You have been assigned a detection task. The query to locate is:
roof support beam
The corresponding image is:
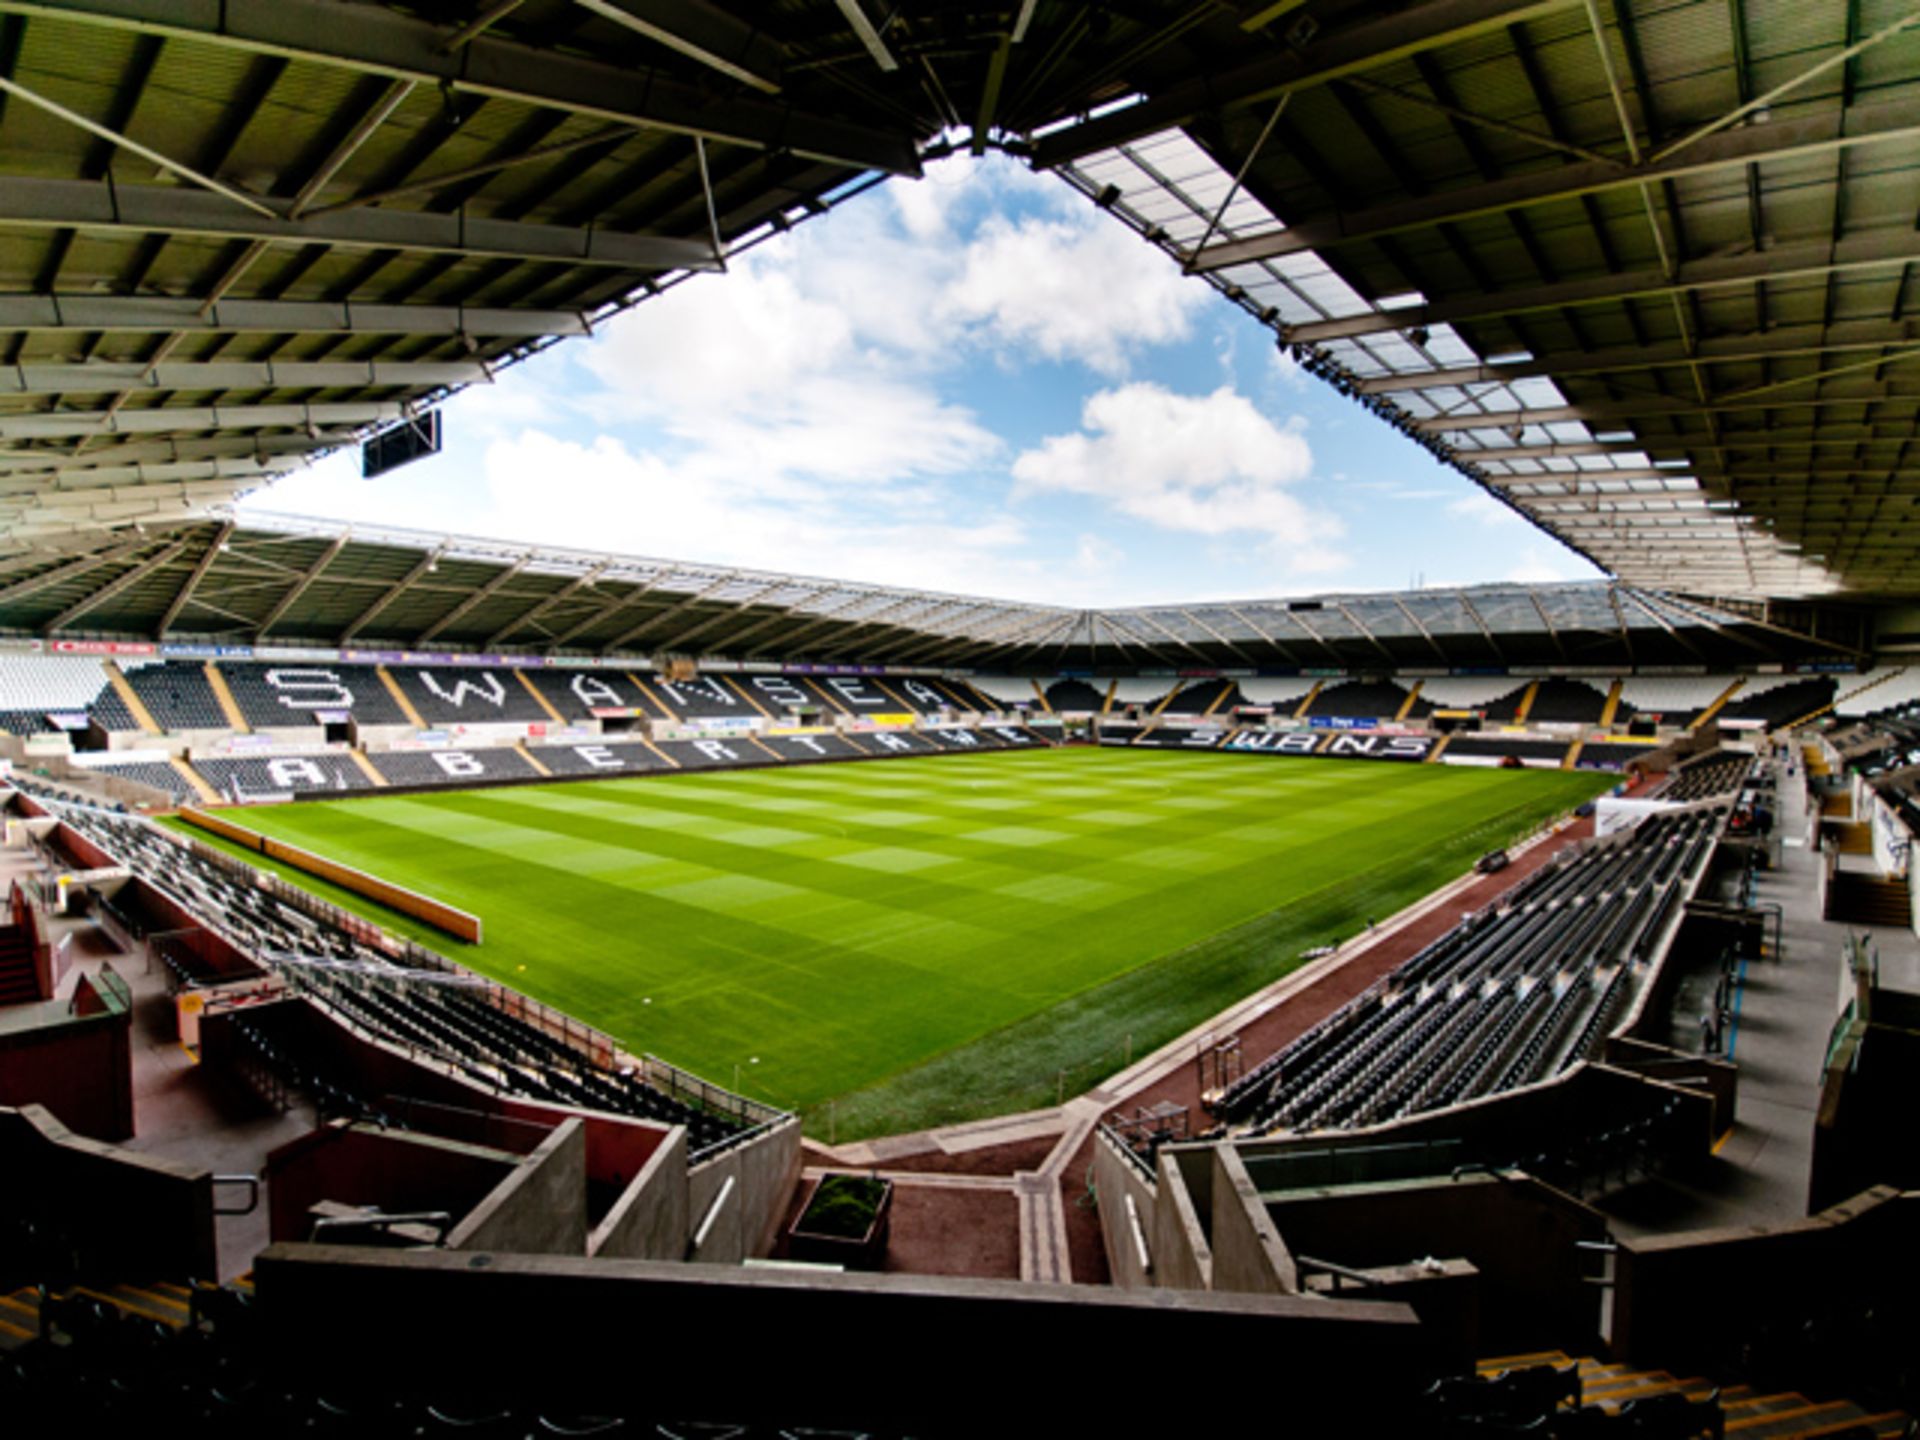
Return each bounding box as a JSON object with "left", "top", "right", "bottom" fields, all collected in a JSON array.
[
  {"left": 414, "top": 558, "right": 529, "bottom": 643},
  {"left": 0, "top": 295, "right": 591, "bottom": 337},
  {"left": 1193, "top": 96, "right": 1920, "bottom": 272},
  {"left": 0, "top": 432, "right": 355, "bottom": 474},
  {"left": 1031, "top": 0, "right": 1580, "bottom": 169},
  {"left": 0, "top": 401, "right": 404, "bottom": 441},
  {"left": 0, "top": 535, "right": 150, "bottom": 605},
  {"left": 570, "top": 0, "right": 782, "bottom": 94},
  {"left": 1350, "top": 318, "right": 1920, "bottom": 392},
  {"left": 0, "top": 72, "right": 277, "bottom": 218},
  {"left": 0, "top": 176, "right": 721, "bottom": 272},
  {"left": 41, "top": 536, "right": 190, "bottom": 632},
  {"left": 153, "top": 520, "right": 231, "bottom": 637},
  {"left": 256, "top": 533, "right": 347, "bottom": 637},
  {"left": 339, "top": 545, "right": 447, "bottom": 643},
  {"left": 1286, "top": 228, "right": 1920, "bottom": 343},
  {"left": 0, "top": 0, "right": 919, "bottom": 175},
  {"left": 0, "top": 455, "right": 303, "bottom": 494},
  {"left": 833, "top": 0, "right": 899, "bottom": 73},
  {"left": 0, "top": 359, "right": 487, "bottom": 396}
]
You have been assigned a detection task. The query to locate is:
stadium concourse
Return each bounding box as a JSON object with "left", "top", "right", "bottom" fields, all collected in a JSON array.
[{"left": 5, "top": 0, "right": 1920, "bottom": 1430}]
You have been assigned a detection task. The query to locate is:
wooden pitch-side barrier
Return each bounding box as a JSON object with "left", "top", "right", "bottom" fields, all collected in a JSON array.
[{"left": 177, "top": 806, "right": 481, "bottom": 944}]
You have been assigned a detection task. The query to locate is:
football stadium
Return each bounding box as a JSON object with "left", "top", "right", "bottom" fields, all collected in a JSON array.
[{"left": 2, "top": 1, "right": 1919, "bottom": 1435}]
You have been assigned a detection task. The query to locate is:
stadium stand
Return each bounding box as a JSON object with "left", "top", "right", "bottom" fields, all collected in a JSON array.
[
  {"left": 1719, "top": 677, "right": 1836, "bottom": 728},
  {"left": 1650, "top": 752, "right": 1753, "bottom": 804},
  {"left": 651, "top": 736, "right": 778, "bottom": 769},
  {"left": 1160, "top": 679, "right": 1242, "bottom": 714},
  {"left": 842, "top": 730, "right": 943, "bottom": 757},
  {"left": 388, "top": 667, "right": 550, "bottom": 724},
  {"left": 797, "top": 674, "right": 912, "bottom": 717},
  {"left": 368, "top": 748, "right": 540, "bottom": 787},
  {"left": 1306, "top": 678, "right": 1422, "bottom": 720},
  {"left": 193, "top": 754, "right": 372, "bottom": 798},
  {"left": 1109, "top": 678, "right": 1175, "bottom": 710},
  {"left": 33, "top": 799, "right": 752, "bottom": 1151},
  {"left": 82, "top": 760, "right": 194, "bottom": 802},
  {"left": 1480, "top": 683, "right": 1534, "bottom": 723},
  {"left": 1446, "top": 736, "right": 1576, "bottom": 764},
  {"left": 881, "top": 676, "right": 963, "bottom": 715},
  {"left": 1615, "top": 675, "right": 1733, "bottom": 729},
  {"left": 1836, "top": 668, "right": 1920, "bottom": 718},
  {"left": 1236, "top": 677, "right": 1317, "bottom": 709},
  {"left": 1096, "top": 721, "right": 1144, "bottom": 745},
  {"left": 1520, "top": 679, "right": 1612, "bottom": 725},
  {"left": 118, "top": 661, "right": 227, "bottom": 731},
  {"left": 0, "top": 654, "right": 116, "bottom": 735},
  {"left": 640, "top": 674, "right": 753, "bottom": 719},
  {"left": 528, "top": 739, "right": 674, "bottom": 776},
  {"left": 516, "top": 665, "right": 655, "bottom": 720},
  {"left": 217, "top": 663, "right": 411, "bottom": 728},
  {"left": 756, "top": 732, "right": 869, "bottom": 762},
  {"left": 1043, "top": 678, "right": 1105, "bottom": 712},
  {"left": 1415, "top": 676, "right": 1515, "bottom": 711},
  {"left": 1220, "top": 808, "right": 1720, "bottom": 1137}
]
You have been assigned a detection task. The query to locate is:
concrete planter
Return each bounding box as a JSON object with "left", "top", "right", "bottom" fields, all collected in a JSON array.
[{"left": 787, "top": 1173, "right": 892, "bottom": 1270}]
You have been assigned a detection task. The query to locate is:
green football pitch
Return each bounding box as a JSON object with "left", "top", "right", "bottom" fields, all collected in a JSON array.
[{"left": 166, "top": 747, "right": 1612, "bottom": 1139}]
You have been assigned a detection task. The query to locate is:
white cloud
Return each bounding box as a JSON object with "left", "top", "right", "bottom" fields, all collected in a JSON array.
[
  {"left": 1011, "top": 383, "right": 1344, "bottom": 573},
  {"left": 943, "top": 213, "right": 1204, "bottom": 375},
  {"left": 1449, "top": 491, "right": 1527, "bottom": 526}
]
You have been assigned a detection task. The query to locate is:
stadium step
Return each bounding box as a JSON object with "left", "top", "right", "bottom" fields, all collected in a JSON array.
[
  {"left": 626, "top": 672, "right": 676, "bottom": 720},
  {"left": 1831, "top": 822, "right": 1874, "bottom": 855},
  {"left": 1563, "top": 740, "right": 1584, "bottom": 770},
  {"left": 348, "top": 749, "right": 388, "bottom": 787},
  {"left": 1293, "top": 680, "right": 1321, "bottom": 719},
  {"left": 1030, "top": 678, "right": 1053, "bottom": 713},
  {"left": 1101, "top": 679, "right": 1118, "bottom": 714},
  {"left": 1426, "top": 732, "right": 1454, "bottom": 763},
  {"left": 169, "top": 755, "right": 220, "bottom": 804},
  {"left": 204, "top": 661, "right": 250, "bottom": 732},
  {"left": 514, "top": 742, "right": 551, "bottom": 777},
  {"left": 1691, "top": 677, "right": 1745, "bottom": 730},
  {"left": 1825, "top": 874, "right": 1911, "bottom": 927},
  {"left": 514, "top": 669, "right": 566, "bottom": 725},
  {"left": 1599, "top": 678, "right": 1623, "bottom": 727},
  {"left": 376, "top": 665, "right": 428, "bottom": 727},
  {"left": 102, "top": 660, "right": 162, "bottom": 734},
  {"left": 1395, "top": 680, "right": 1423, "bottom": 722},
  {"left": 1795, "top": 667, "right": 1908, "bottom": 731},
  {"left": 727, "top": 674, "right": 777, "bottom": 718},
  {"left": 1513, "top": 680, "right": 1541, "bottom": 722},
  {"left": 1470, "top": 1352, "right": 1912, "bottom": 1438}
]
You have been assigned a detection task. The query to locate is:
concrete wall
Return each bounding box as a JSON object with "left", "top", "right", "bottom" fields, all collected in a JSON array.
[
  {"left": 178, "top": 806, "right": 482, "bottom": 942},
  {"left": 1612, "top": 1187, "right": 1920, "bottom": 1371},
  {"left": 254, "top": 1242, "right": 1436, "bottom": 1434},
  {"left": 1231, "top": 1062, "right": 1719, "bottom": 1183},
  {"left": 1090, "top": 1128, "right": 1159, "bottom": 1289},
  {"left": 588, "top": 1125, "right": 690, "bottom": 1261},
  {"left": 0, "top": 1103, "right": 215, "bottom": 1279},
  {"left": 446, "top": 1117, "right": 588, "bottom": 1256},
  {"left": 1208, "top": 1145, "right": 1296, "bottom": 1294},
  {"left": 1262, "top": 1173, "right": 1607, "bottom": 1356},
  {"left": 0, "top": 1001, "right": 133, "bottom": 1141},
  {"left": 686, "top": 1115, "right": 802, "bottom": 1264},
  {"left": 1150, "top": 1143, "right": 1213, "bottom": 1292},
  {"left": 265, "top": 1122, "right": 520, "bottom": 1244}
]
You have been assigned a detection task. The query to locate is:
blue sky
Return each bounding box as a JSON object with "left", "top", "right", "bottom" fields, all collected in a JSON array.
[{"left": 243, "top": 152, "right": 1600, "bottom": 607}]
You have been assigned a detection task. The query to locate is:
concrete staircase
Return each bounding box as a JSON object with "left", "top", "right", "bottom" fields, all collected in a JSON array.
[
  {"left": 1475, "top": 1350, "right": 1912, "bottom": 1438},
  {"left": 1826, "top": 872, "right": 1912, "bottom": 928}
]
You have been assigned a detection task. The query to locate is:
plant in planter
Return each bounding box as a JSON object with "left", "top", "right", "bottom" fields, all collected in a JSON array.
[{"left": 787, "top": 1172, "right": 893, "bottom": 1270}]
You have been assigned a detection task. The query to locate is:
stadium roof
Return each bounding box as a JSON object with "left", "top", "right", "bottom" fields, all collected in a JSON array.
[
  {"left": 1, "top": 1, "right": 1916, "bottom": 601},
  {"left": 0, "top": 512, "right": 1857, "bottom": 668}
]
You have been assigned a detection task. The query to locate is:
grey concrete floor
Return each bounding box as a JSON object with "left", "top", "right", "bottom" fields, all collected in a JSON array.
[
  {"left": 1598, "top": 755, "right": 1920, "bottom": 1239},
  {"left": 3, "top": 837, "right": 314, "bottom": 1280}
]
